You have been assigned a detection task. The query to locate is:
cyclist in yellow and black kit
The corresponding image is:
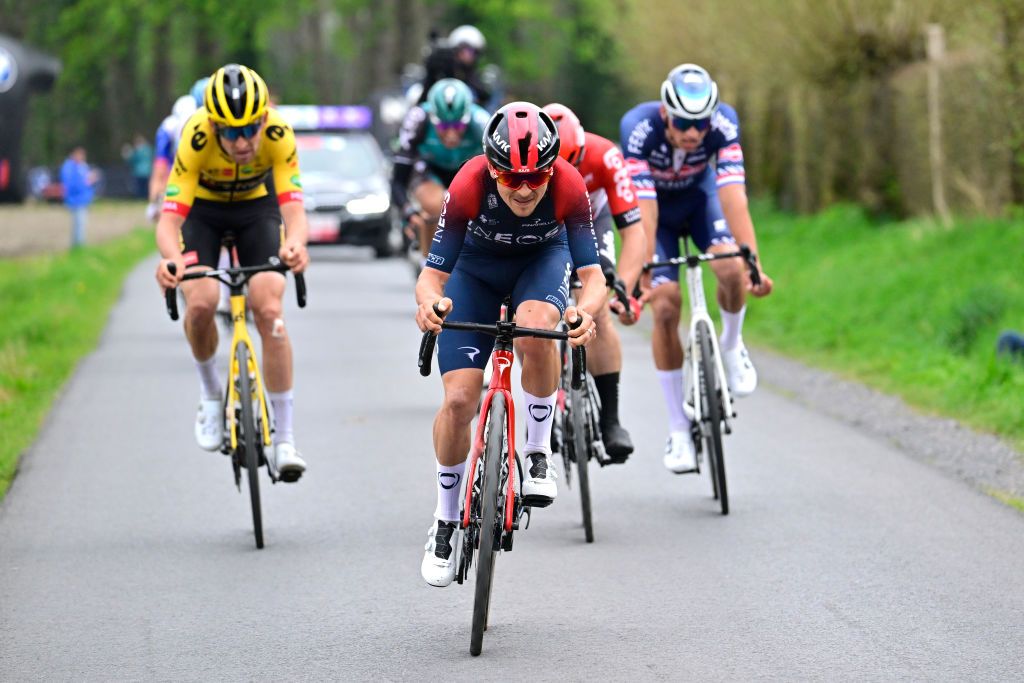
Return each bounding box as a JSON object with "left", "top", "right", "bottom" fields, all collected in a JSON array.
[{"left": 154, "top": 63, "right": 310, "bottom": 480}]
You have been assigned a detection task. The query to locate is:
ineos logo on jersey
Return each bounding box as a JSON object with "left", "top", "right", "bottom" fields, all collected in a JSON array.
[
  {"left": 487, "top": 193, "right": 498, "bottom": 210},
  {"left": 191, "top": 131, "right": 207, "bottom": 151},
  {"left": 266, "top": 125, "right": 285, "bottom": 142}
]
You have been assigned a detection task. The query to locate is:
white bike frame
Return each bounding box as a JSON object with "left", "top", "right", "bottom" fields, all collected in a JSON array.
[{"left": 682, "top": 256, "right": 735, "bottom": 435}]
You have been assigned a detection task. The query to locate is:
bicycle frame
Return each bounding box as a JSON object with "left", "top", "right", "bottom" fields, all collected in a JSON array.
[
  {"left": 680, "top": 247, "right": 736, "bottom": 432},
  {"left": 225, "top": 287, "right": 273, "bottom": 453},
  {"left": 462, "top": 320, "right": 518, "bottom": 535}
]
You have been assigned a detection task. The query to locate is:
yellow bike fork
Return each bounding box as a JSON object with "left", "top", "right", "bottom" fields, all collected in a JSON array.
[{"left": 226, "top": 293, "right": 273, "bottom": 451}]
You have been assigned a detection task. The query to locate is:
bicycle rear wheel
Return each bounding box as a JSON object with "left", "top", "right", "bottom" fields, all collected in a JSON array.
[
  {"left": 569, "top": 381, "right": 594, "bottom": 543},
  {"left": 237, "top": 344, "right": 264, "bottom": 547},
  {"left": 471, "top": 393, "right": 507, "bottom": 656},
  {"left": 696, "top": 321, "right": 728, "bottom": 515}
]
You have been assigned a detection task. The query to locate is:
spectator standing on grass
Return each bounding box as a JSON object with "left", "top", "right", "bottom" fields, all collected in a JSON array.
[
  {"left": 59, "top": 145, "right": 98, "bottom": 249},
  {"left": 123, "top": 133, "right": 153, "bottom": 199}
]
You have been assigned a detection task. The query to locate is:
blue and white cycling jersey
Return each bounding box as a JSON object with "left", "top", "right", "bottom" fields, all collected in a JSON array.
[{"left": 619, "top": 101, "right": 745, "bottom": 200}]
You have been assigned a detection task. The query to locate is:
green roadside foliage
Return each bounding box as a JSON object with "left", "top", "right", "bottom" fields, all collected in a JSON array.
[
  {"left": 0, "top": 230, "right": 154, "bottom": 499},
  {"left": 740, "top": 202, "right": 1024, "bottom": 448}
]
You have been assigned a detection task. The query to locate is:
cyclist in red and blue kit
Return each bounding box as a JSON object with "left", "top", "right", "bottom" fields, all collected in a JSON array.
[
  {"left": 543, "top": 103, "right": 645, "bottom": 461},
  {"left": 620, "top": 63, "right": 773, "bottom": 474},
  {"left": 415, "top": 102, "right": 605, "bottom": 587}
]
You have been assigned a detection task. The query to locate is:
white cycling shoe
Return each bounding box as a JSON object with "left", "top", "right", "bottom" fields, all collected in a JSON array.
[
  {"left": 421, "top": 519, "right": 460, "bottom": 587},
  {"left": 663, "top": 431, "right": 698, "bottom": 474},
  {"left": 722, "top": 342, "right": 758, "bottom": 397},
  {"left": 194, "top": 398, "right": 224, "bottom": 451},
  {"left": 274, "top": 442, "right": 306, "bottom": 483},
  {"left": 522, "top": 452, "right": 557, "bottom": 508}
]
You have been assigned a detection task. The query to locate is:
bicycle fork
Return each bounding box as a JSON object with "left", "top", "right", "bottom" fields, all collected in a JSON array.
[
  {"left": 226, "top": 293, "right": 273, "bottom": 452},
  {"left": 684, "top": 263, "right": 735, "bottom": 433}
]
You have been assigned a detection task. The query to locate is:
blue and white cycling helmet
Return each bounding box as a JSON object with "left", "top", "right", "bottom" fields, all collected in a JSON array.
[
  {"left": 660, "top": 63, "right": 719, "bottom": 120},
  {"left": 190, "top": 77, "right": 210, "bottom": 108}
]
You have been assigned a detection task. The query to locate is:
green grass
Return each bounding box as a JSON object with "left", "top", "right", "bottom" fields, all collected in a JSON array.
[
  {"left": 986, "top": 488, "right": 1024, "bottom": 513},
  {"left": 741, "top": 202, "right": 1024, "bottom": 447},
  {"left": 0, "top": 230, "right": 155, "bottom": 498}
]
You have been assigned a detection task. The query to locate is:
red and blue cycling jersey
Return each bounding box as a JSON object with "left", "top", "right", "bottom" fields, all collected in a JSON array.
[
  {"left": 425, "top": 155, "right": 601, "bottom": 275},
  {"left": 619, "top": 101, "right": 745, "bottom": 199}
]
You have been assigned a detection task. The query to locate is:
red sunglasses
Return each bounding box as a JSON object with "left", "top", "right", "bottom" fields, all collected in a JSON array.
[{"left": 490, "top": 165, "right": 554, "bottom": 190}]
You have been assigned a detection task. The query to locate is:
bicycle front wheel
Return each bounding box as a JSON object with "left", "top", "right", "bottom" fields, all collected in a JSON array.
[
  {"left": 471, "top": 392, "right": 507, "bottom": 656},
  {"left": 696, "top": 321, "right": 728, "bottom": 515},
  {"left": 237, "top": 343, "right": 264, "bottom": 548},
  {"left": 569, "top": 381, "right": 594, "bottom": 543}
]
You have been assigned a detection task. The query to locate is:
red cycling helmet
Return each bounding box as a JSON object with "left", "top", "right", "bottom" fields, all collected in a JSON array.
[
  {"left": 483, "top": 102, "right": 560, "bottom": 173},
  {"left": 542, "top": 103, "right": 586, "bottom": 166}
]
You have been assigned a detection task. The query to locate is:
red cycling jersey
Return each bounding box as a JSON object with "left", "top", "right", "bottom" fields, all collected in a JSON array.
[
  {"left": 575, "top": 132, "right": 641, "bottom": 229},
  {"left": 425, "top": 155, "right": 600, "bottom": 275}
]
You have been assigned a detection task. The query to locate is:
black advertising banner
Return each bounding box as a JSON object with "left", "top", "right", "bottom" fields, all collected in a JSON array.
[{"left": 0, "top": 34, "right": 60, "bottom": 203}]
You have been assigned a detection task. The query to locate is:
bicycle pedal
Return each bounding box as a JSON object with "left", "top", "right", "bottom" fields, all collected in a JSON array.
[
  {"left": 521, "top": 494, "right": 553, "bottom": 508},
  {"left": 278, "top": 468, "right": 303, "bottom": 484},
  {"left": 519, "top": 506, "right": 531, "bottom": 530}
]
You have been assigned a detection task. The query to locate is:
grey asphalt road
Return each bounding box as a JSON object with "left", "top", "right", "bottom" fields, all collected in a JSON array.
[{"left": 2, "top": 251, "right": 1023, "bottom": 681}]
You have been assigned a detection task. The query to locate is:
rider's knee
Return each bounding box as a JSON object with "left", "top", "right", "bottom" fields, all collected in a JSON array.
[
  {"left": 252, "top": 298, "right": 284, "bottom": 333},
  {"left": 712, "top": 255, "right": 744, "bottom": 288},
  {"left": 184, "top": 294, "right": 217, "bottom": 323},
  {"left": 515, "top": 336, "right": 555, "bottom": 363},
  {"left": 651, "top": 290, "right": 681, "bottom": 328},
  {"left": 442, "top": 383, "right": 480, "bottom": 425}
]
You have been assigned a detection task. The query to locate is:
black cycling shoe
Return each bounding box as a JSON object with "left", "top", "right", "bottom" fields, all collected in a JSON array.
[{"left": 601, "top": 423, "right": 634, "bottom": 463}]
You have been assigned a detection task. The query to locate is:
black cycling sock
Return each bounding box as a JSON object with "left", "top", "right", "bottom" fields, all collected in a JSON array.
[{"left": 593, "top": 372, "right": 620, "bottom": 428}]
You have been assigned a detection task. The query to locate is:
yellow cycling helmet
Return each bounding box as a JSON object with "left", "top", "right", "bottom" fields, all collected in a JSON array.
[{"left": 204, "top": 64, "right": 269, "bottom": 127}]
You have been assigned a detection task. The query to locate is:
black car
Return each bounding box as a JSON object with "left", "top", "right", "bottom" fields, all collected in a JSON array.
[{"left": 280, "top": 105, "right": 400, "bottom": 257}]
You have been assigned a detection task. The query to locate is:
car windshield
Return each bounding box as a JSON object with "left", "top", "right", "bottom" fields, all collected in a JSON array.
[{"left": 294, "top": 133, "right": 382, "bottom": 179}]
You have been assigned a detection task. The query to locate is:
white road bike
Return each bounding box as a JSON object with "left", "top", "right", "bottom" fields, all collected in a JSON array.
[{"left": 644, "top": 240, "right": 761, "bottom": 515}]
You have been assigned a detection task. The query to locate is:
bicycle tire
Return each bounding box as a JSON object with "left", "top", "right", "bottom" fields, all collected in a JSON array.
[
  {"left": 569, "top": 382, "right": 594, "bottom": 543},
  {"left": 471, "top": 393, "right": 506, "bottom": 656},
  {"left": 696, "top": 321, "right": 728, "bottom": 515},
  {"left": 237, "top": 343, "right": 265, "bottom": 548}
]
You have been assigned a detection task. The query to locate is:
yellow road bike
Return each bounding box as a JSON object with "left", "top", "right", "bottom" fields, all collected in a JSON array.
[{"left": 165, "top": 256, "right": 306, "bottom": 548}]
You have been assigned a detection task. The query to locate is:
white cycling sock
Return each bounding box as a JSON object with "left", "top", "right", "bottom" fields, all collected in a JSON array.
[
  {"left": 196, "top": 356, "right": 222, "bottom": 400},
  {"left": 434, "top": 461, "right": 465, "bottom": 522},
  {"left": 657, "top": 368, "right": 690, "bottom": 433},
  {"left": 523, "top": 389, "right": 557, "bottom": 455},
  {"left": 268, "top": 389, "right": 294, "bottom": 445},
  {"left": 719, "top": 305, "right": 746, "bottom": 352}
]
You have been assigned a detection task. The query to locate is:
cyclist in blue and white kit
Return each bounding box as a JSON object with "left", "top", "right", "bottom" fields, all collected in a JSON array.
[
  {"left": 147, "top": 78, "right": 209, "bottom": 221},
  {"left": 620, "top": 64, "right": 773, "bottom": 474},
  {"left": 392, "top": 78, "right": 490, "bottom": 266}
]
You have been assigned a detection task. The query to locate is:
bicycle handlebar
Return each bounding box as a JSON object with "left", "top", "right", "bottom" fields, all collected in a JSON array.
[
  {"left": 643, "top": 243, "right": 761, "bottom": 287},
  {"left": 418, "top": 304, "right": 587, "bottom": 388},
  {"left": 162, "top": 258, "right": 307, "bottom": 321}
]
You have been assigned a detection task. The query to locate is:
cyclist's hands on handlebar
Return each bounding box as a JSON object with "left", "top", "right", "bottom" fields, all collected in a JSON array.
[
  {"left": 748, "top": 268, "right": 773, "bottom": 297},
  {"left": 155, "top": 256, "right": 185, "bottom": 291},
  {"left": 417, "top": 297, "right": 452, "bottom": 334},
  {"left": 609, "top": 295, "right": 642, "bottom": 325},
  {"left": 279, "top": 238, "right": 309, "bottom": 273},
  {"left": 564, "top": 306, "right": 596, "bottom": 348}
]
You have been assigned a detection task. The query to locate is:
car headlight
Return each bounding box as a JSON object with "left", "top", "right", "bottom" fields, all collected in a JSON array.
[{"left": 346, "top": 194, "right": 390, "bottom": 216}]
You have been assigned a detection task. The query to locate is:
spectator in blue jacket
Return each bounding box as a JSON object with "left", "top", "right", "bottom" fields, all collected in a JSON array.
[{"left": 59, "top": 145, "right": 98, "bottom": 249}]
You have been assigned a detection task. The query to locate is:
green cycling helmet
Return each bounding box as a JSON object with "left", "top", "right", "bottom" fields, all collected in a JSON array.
[{"left": 426, "top": 78, "right": 474, "bottom": 127}]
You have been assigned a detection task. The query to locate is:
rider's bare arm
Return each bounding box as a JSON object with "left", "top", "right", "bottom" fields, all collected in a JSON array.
[
  {"left": 616, "top": 222, "right": 646, "bottom": 294},
  {"left": 718, "top": 183, "right": 772, "bottom": 296}
]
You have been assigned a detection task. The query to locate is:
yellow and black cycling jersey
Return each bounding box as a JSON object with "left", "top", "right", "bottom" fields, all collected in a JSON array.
[{"left": 162, "top": 106, "right": 303, "bottom": 216}]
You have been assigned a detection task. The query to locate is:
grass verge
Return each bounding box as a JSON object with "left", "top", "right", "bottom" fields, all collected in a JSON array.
[
  {"left": 743, "top": 202, "right": 1024, "bottom": 449},
  {"left": 0, "top": 229, "right": 154, "bottom": 499}
]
